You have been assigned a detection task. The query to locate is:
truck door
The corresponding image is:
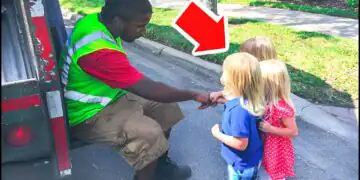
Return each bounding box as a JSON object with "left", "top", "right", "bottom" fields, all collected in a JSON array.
[{"left": 1, "top": 0, "right": 71, "bottom": 178}]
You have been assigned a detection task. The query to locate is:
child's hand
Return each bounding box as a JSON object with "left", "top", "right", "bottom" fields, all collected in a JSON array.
[
  {"left": 211, "top": 124, "right": 221, "bottom": 137},
  {"left": 210, "top": 91, "right": 227, "bottom": 104},
  {"left": 259, "top": 121, "right": 273, "bottom": 133}
]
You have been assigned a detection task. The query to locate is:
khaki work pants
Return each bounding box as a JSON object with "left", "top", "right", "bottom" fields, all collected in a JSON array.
[{"left": 71, "top": 92, "right": 184, "bottom": 170}]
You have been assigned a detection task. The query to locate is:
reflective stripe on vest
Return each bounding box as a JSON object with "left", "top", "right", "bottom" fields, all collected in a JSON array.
[
  {"left": 64, "top": 90, "right": 112, "bottom": 106},
  {"left": 62, "top": 31, "right": 117, "bottom": 106}
]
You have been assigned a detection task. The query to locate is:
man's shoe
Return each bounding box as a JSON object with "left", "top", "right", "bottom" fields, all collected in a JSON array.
[{"left": 154, "top": 156, "right": 192, "bottom": 180}]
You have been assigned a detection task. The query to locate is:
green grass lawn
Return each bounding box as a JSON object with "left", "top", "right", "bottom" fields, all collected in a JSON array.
[
  {"left": 59, "top": 1, "right": 359, "bottom": 108},
  {"left": 219, "top": 0, "right": 359, "bottom": 19}
]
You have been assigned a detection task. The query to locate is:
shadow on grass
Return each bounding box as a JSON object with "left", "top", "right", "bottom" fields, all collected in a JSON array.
[
  {"left": 158, "top": 8, "right": 174, "bottom": 12},
  {"left": 295, "top": 31, "right": 335, "bottom": 40},
  {"left": 144, "top": 22, "right": 356, "bottom": 108},
  {"left": 228, "top": 18, "right": 264, "bottom": 25},
  {"left": 249, "top": 1, "right": 358, "bottom": 19}
]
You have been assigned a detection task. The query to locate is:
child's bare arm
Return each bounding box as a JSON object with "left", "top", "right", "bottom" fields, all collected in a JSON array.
[
  {"left": 215, "top": 132, "right": 249, "bottom": 151},
  {"left": 211, "top": 124, "right": 248, "bottom": 150},
  {"left": 260, "top": 117, "right": 298, "bottom": 137}
]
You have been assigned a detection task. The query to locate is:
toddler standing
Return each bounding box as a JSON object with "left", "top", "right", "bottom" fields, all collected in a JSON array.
[
  {"left": 211, "top": 52, "right": 265, "bottom": 180},
  {"left": 259, "top": 60, "right": 298, "bottom": 180}
]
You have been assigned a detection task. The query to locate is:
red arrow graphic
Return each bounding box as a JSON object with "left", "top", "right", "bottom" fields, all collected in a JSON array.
[{"left": 173, "top": 1, "right": 229, "bottom": 56}]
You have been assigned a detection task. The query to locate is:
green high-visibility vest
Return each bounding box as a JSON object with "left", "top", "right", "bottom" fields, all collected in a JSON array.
[{"left": 59, "top": 13, "right": 127, "bottom": 126}]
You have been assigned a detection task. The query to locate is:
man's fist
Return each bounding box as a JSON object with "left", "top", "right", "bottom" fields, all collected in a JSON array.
[{"left": 194, "top": 92, "right": 211, "bottom": 109}]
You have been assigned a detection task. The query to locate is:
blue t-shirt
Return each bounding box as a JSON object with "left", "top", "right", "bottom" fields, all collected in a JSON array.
[{"left": 220, "top": 97, "right": 263, "bottom": 170}]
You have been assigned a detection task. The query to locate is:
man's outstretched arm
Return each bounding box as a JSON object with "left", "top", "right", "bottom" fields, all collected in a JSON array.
[
  {"left": 125, "top": 76, "right": 209, "bottom": 104},
  {"left": 78, "top": 49, "right": 210, "bottom": 105}
]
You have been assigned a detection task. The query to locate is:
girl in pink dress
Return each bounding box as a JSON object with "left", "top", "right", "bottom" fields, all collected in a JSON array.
[{"left": 259, "top": 60, "right": 299, "bottom": 180}]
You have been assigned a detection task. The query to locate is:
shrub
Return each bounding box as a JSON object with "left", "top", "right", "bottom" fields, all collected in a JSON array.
[{"left": 348, "top": 0, "right": 359, "bottom": 8}]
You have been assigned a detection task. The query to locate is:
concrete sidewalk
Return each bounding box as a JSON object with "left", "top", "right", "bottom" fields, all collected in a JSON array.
[{"left": 150, "top": 0, "right": 359, "bottom": 40}]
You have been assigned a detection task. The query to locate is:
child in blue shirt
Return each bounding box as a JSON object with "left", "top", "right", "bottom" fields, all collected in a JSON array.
[{"left": 210, "top": 52, "right": 265, "bottom": 180}]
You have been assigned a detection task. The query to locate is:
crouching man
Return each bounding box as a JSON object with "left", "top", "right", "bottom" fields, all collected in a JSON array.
[{"left": 59, "top": 0, "right": 211, "bottom": 179}]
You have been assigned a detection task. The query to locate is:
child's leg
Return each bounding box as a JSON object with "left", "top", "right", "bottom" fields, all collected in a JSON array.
[
  {"left": 235, "top": 166, "right": 259, "bottom": 180},
  {"left": 227, "top": 165, "right": 240, "bottom": 180},
  {"left": 227, "top": 165, "right": 261, "bottom": 180}
]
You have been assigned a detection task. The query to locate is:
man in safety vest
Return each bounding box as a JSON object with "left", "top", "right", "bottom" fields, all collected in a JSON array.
[{"left": 59, "top": 0, "right": 212, "bottom": 179}]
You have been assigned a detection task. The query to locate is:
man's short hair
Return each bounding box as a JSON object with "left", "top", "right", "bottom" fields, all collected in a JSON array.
[{"left": 101, "top": 0, "right": 152, "bottom": 23}]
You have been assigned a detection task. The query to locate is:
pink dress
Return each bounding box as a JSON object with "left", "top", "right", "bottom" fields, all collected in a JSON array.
[{"left": 262, "top": 100, "right": 296, "bottom": 179}]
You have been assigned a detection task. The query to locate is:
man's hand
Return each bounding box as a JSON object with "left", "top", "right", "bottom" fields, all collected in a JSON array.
[
  {"left": 210, "top": 91, "right": 227, "bottom": 104},
  {"left": 194, "top": 92, "right": 211, "bottom": 109}
]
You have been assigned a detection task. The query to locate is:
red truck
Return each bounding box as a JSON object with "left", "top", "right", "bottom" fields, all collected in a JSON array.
[{"left": 1, "top": 1, "right": 130, "bottom": 179}]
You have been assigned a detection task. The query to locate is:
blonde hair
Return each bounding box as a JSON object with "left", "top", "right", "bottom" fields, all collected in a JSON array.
[
  {"left": 221, "top": 52, "right": 265, "bottom": 116},
  {"left": 240, "top": 36, "right": 277, "bottom": 61},
  {"left": 259, "top": 59, "right": 295, "bottom": 111}
]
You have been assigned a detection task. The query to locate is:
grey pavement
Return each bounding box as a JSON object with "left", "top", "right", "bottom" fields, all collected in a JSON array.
[{"left": 149, "top": 0, "right": 359, "bottom": 40}]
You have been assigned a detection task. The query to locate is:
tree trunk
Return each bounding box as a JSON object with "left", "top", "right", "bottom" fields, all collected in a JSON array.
[{"left": 200, "top": 0, "right": 218, "bottom": 15}]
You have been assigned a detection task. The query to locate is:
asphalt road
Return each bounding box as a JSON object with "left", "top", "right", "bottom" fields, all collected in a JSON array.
[{"left": 3, "top": 41, "right": 358, "bottom": 180}]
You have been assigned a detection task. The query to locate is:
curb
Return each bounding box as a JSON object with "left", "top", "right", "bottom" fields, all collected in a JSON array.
[{"left": 132, "top": 37, "right": 359, "bottom": 146}]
